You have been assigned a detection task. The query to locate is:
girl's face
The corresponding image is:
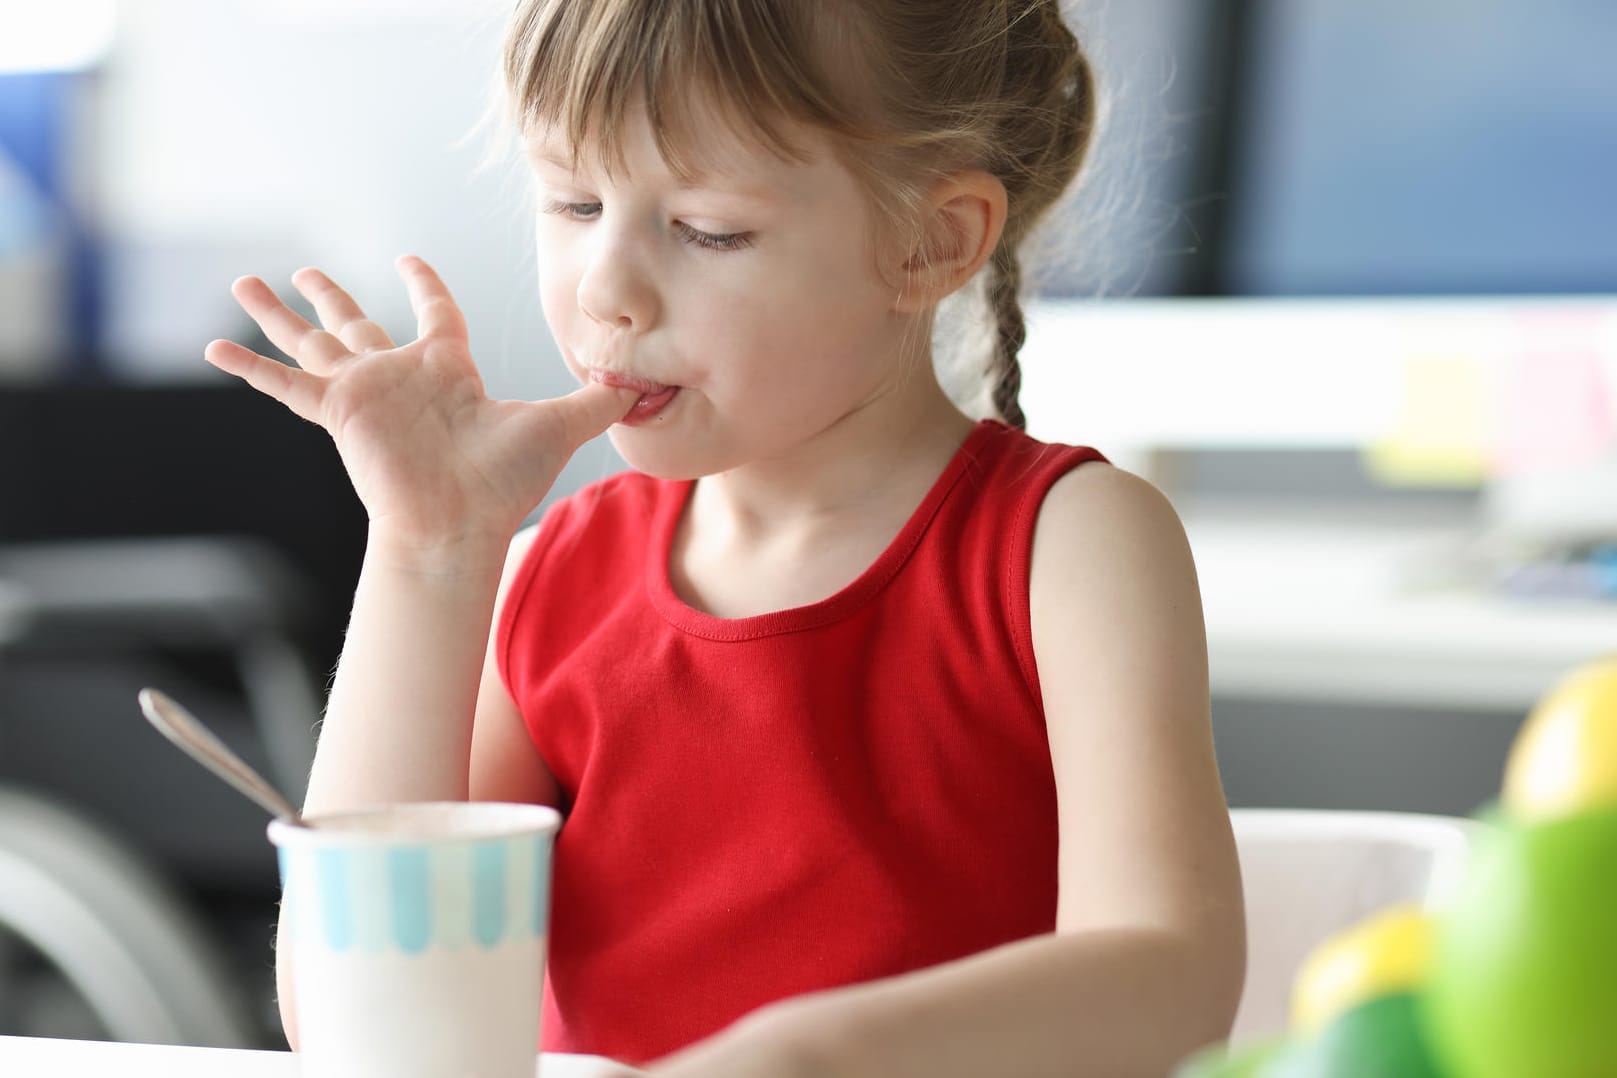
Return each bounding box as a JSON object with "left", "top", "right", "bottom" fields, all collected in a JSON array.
[{"left": 527, "top": 101, "right": 922, "bottom": 480}]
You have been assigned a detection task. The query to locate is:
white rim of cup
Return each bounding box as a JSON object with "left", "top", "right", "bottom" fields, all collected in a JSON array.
[{"left": 267, "top": 802, "right": 562, "bottom": 846}]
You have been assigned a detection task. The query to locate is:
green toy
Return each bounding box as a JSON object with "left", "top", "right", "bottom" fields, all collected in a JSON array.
[
  {"left": 1282, "top": 992, "right": 1446, "bottom": 1078},
  {"left": 1176, "top": 657, "right": 1617, "bottom": 1078},
  {"left": 1423, "top": 804, "right": 1617, "bottom": 1078}
]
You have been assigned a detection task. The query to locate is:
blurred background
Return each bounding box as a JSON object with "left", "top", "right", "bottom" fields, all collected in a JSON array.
[{"left": 1, "top": 0, "right": 1614, "bottom": 1053}]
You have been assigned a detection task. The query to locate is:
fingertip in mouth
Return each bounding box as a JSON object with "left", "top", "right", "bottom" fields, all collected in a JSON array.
[{"left": 585, "top": 367, "right": 679, "bottom": 424}]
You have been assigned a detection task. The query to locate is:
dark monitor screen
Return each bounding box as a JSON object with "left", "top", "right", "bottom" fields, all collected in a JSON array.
[{"left": 1221, "top": 0, "right": 1617, "bottom": 296}]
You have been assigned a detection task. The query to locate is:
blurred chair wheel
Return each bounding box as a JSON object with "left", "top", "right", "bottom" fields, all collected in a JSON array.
[{"left": 0, "top": 785, "right": 258, "bottom": 1047}]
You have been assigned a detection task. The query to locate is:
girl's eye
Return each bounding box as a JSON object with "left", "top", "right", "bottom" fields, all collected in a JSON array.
[
  {"left": 540, "top": 199, "right": 752, "bottom": 253},
  {"left": 541, "top": 199, "right": 602, "bottom": 222},
  {"left": 673, "top": 221, "right": 754, "bottom": 253}
]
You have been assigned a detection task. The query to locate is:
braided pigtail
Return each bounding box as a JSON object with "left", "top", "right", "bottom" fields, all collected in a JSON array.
[
  {"left": 981, "top": 1, "right": 1098, "bottom": 428},
  {"left": 987, "top": 243, "right": 1028, "bottom": 429}
]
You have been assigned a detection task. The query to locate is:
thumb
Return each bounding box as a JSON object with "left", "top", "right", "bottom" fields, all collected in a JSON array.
[{"left": 547, "top": 379, "right": 641, "bottom": 449}]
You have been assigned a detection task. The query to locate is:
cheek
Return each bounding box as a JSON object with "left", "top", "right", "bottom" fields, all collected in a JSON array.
[
  {"left": 730, "top": 262, "right": 892, "bottom": 357},
  {"left": 534, "top": 253, "right": 577, "bottom": 339},
  {"left": 701, "top": 289, "right": 892, "bottom": 407},
  {"left": 537, "top": 271, "right": 568, "bottom": 324},
  {"left": 717, "top": 237, "right": 888, "bottom": 332},
  {"left": 782, "top": 229, "right": 896, "bottom": 332}
]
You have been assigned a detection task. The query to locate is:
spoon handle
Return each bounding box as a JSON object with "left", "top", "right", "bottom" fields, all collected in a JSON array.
[{"left": 138, "top": 687, "right": 303, "bottom": 824}]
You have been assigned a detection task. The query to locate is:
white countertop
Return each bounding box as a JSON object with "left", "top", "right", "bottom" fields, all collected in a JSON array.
[
  {"left": 0, "top": 1035, "right": 629, "bottom": 1077},
  {"left": 1186, "top": 507, "right": 1617, "bottom": 711}
]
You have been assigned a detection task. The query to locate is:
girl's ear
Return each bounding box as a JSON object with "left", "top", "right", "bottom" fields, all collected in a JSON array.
[{"left": 894, "top": 170, "right": 1008, "bottom": 312}]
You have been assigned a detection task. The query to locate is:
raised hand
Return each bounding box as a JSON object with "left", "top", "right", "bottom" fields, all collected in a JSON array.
[{"left": 205, "top": 256, "right": 635, "bottom": 561}]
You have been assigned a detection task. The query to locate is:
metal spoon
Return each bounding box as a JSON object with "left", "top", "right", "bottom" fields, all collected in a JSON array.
[{"left": 137, "top": 687, "right": 305, "bottom": 826}]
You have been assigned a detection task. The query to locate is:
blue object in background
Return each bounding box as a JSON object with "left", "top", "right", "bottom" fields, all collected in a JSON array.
[
  {"left": 1226, "top": 0, "right": 1617, "bottom": 296},
  {"left": 0, "top": 71, "right": 103, "bottom": 372}
]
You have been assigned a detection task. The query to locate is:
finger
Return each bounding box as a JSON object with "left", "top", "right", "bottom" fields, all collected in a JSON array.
[
  {"left": 290, "top": 267, "right": 395, "bottom": 353},
  {"left": 544, "top": 380, "right": 642, "bottom": 450},
  {"left": 395, "top": 255, "right": 469, "bottom": 343},
  {"left": 231, "top": 275, "right": 352, "bottom": 373},
  {"left": 204, "top": 339, "right": 327, "bottom": 424}
]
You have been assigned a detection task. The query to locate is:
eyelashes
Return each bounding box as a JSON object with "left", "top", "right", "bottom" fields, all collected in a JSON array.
[
  {"left": 672, "top": 220, "right": 754, "bottom": 253},
  {"left": 541, "top": 199, "right": 600, "bottom": 226},
  {"left": 539, "top": 200, "right": 755, "bottom": 253}
]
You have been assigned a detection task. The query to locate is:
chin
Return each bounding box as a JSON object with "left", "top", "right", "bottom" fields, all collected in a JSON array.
[{"left": 605, "top": 426, "right": 718, "bottom": 482}]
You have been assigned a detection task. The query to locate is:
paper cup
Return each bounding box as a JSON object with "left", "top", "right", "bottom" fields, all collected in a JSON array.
[{"left": 269, "top": 802, "right": 560, "bottom": 1078}]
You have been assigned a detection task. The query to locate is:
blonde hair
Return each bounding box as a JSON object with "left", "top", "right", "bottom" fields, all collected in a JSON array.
[{"left": 501, "top": 0, "right": 1097, "bottom": 429}]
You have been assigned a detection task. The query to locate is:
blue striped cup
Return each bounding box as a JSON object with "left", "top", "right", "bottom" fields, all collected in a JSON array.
[{"left": 269, "top": 802, "right": 561, "bottom": 1078}]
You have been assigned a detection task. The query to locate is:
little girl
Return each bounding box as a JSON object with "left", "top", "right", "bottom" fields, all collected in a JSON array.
[{"left": 207, "top": 1, "right": 1245, "bottom": 1074}]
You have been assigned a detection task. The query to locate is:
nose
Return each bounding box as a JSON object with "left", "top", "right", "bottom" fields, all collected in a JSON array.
[{"left": 576, "top": 224, "right": 660, "bottom": 333}]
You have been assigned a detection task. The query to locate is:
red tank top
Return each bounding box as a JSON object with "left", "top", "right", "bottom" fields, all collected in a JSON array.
[{"left": 497, "top": 420, "right": 1106, "bottom": 1063}]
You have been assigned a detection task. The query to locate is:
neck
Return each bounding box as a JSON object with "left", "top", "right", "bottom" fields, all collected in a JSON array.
[{"left": 691, "top": 361, "right": 978, "bottom": 545}]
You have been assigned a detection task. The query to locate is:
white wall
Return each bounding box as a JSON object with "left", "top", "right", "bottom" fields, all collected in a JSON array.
[{"left": 95, "top": 0, "right": 626, "bottom": 496}]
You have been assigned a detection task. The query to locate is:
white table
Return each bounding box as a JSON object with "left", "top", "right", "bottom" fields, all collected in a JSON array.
[
  {"left": 1185, "top": 507, "right": 1617, "bottom": 712},
  {"left": 0, "top": 1035, "right": 629, "bottom": 1077}
]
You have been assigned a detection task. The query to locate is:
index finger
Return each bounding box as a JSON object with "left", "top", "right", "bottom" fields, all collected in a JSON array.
[{"left": 396, "top": 255, "right": 468, "bottom": 343}]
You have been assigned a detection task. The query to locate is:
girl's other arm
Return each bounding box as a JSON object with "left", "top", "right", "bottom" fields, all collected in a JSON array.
[{"left": 652, "top": 464, "right": 1245, "bottom": 1078}]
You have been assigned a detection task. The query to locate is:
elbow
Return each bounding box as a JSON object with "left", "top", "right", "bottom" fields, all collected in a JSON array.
[
  {"left": 1179, "top": 923, "right": 1249, "bottom": 1053},
  {"left": 1118, "top": 925, "right": 1247, "bottom": 1064}
]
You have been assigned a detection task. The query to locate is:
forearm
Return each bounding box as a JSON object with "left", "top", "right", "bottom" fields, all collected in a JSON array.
[
  {"left": 753, "top": 929, "right": 1239, "bottom": 1078},
  {"left": 301, "top": 527, "right": 510, "bottom": 815},
  {"left": 275, "top": 529, "right": 511, "bottom": 1048}
]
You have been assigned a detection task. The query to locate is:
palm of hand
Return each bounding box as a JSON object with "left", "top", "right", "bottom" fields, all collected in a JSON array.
[{"left": 206, "top": 257, "right": 633, "bottom": 549}]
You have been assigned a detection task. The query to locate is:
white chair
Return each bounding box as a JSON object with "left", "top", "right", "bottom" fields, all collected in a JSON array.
[{"left": 1228, "top": 807, "right": 1479, "bottom": 1044}]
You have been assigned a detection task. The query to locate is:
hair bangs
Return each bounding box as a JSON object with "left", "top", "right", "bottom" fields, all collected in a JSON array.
[{"left": 503, "top": 0, "right": 858, "bottom": 184}]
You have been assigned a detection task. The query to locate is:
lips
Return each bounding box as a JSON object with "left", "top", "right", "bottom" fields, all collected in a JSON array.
[{"left": 586, "top": 367, "right": 679, "bottom": 425}]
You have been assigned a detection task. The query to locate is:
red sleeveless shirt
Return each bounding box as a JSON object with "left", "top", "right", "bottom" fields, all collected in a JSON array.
[{"left": 497, "top": 420, "right": 1106, "bottom": 1063}]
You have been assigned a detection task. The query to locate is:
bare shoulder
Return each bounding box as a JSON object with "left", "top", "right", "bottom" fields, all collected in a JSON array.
[
  {"left": 1029, "top": 462, "right": 1200, "bottom": 629},
  {"left": 1034, "top": 459, "right": 1186, "bottom": 534}
]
